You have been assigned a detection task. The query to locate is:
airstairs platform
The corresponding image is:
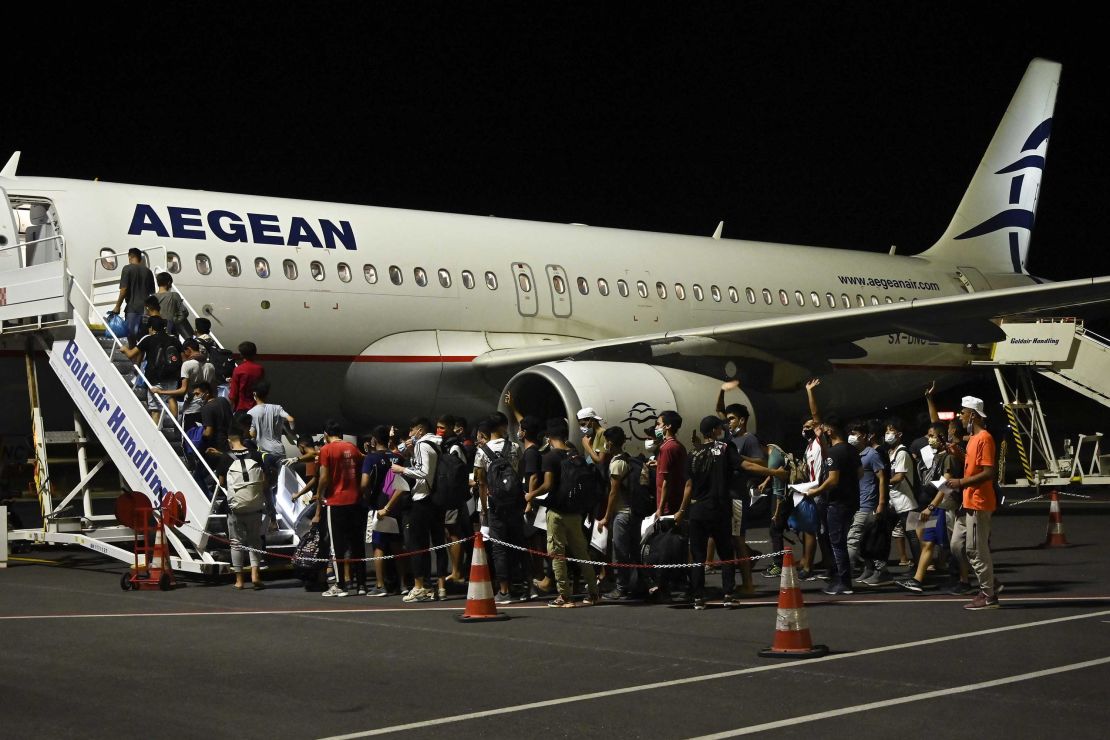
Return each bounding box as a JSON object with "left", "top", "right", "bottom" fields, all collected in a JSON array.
[{"left": 0, "top": 239, "right": 303, "bottom": 574}]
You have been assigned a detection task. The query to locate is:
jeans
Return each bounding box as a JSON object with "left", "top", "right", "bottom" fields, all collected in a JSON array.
[
  {"left": 547, "top": 509, "right": 597, "bottom": 600},
  {"left": 611, "top": 510, "right": 642, "bottom": 592},
  {"left": 688, "top": 516, "right": 735, "bottom": 598},
  {"left": 826, "top": 502, "right": 854, "bottom": 587},
  {"left": 847, "top": 510, "right": 887, "bottom": 574},
  {"left": 404, "top": 497, "right": 447, "bottom": 582},
  {"left": 951, "top": 509, "right": 995, "bottom": 597},
  {"left": 125, "top": 311, "right": 144, "bottom": 345},
  {"left": 489, "top": 504, "right": 528, "bottom": 588}
]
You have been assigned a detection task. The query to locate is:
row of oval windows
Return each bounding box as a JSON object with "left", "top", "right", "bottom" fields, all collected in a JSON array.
[{"left": 100, "top": 249, "right": 906, "bottom": 307}]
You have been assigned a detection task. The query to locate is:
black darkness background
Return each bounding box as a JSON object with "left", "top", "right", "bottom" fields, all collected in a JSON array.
[{"left": 4, "top": 4, "right": 1107, "bottom": 442}]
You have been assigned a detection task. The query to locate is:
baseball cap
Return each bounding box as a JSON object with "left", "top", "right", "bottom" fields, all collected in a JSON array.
[
  {"left": 961, "top": 395, "right": 987, "bottom": 418},
  {"left": 576, "top": 407, "right": 603, "bottom": 422}
]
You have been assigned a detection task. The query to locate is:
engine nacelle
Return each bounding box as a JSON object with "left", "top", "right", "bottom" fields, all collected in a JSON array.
[{"left": 499, "top": 361, "right": 756, "bottom": 455}]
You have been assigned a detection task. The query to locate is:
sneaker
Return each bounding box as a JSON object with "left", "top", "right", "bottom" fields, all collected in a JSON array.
[
  {"left": 947, "top": 581, "right": 975, "bottom": 596},
  {"left": 322, "top": 584, "right": 348, "bottom": 598},
  {"left": 602, "top": 588, "right": 629, "bottom": 601},
  {"left": 859, "top": 571, "right": 893, "bottom": 588},
  {"left": 356, "top": 586, "right": 368, "bottom": 596},
  {"left": 366, "top": 586, "right": 388, "bottom": 597},
  {"left": 796, "top": 568, "right": 816, "bottom": 581},
  {"left": 495, "top": 592, "right": 512, "bottom": 605},
  {"left": 763, "top": 565, "right": 782, "bottom": 579},
  {"left": 581, "top": 593, "right": 598, "bottom": 607},
  {"left": 822, "top": 583, "right": 854, "bottom": 596},
  {"left": 436, "top": 587, "right": 448, "bottom": 601},
  {"left": 693, "top": 598, "right": 707, "bottom": 610},
  {"left": 964, "top": 591, "right": 999, "bottom": 610},
  {"left": 517, "top": 589, "right": 534, "bottom": 602},
  {"left": 402, "top": 587, "right": 433, "bottom": 603},
  {"left": 897, "top": 578, "right": 925, "bottom": 594}
]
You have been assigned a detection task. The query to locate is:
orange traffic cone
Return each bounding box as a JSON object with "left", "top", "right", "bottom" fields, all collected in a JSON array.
[
  {"left": 1041, "top": 491, "right": 1070, "bottom": 547},
  {"left": 759, "top": 547, "right": 828, "bottom": 658},
  {"left": 456, "top": 532, "right": 510, "bottom": 623}
]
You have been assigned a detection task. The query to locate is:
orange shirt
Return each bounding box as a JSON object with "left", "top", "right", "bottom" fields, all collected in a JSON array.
[{"left": 962, "top": 429, "right": 997, "bottom": 511}]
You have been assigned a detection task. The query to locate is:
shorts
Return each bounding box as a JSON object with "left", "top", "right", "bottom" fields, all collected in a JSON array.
[
  {"left": 921, "top": 510, "right": 948, "bottom": 546},
  {"left": 731, "top": 498, "right": 748, "bottom": 537},
  {"left": 146, "top": 380, "right": 178, "bottom": 411}
]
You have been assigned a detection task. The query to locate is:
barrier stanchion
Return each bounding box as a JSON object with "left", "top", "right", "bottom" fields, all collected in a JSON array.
[
  {"left": 759, "top": 547, "right": 828, "bottom": 659},
  {"left": 456, "top": 532, "right": 510, "bottom": 623}
]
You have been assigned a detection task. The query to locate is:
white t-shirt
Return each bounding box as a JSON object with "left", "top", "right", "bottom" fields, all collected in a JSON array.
[
  {"left": 474, "top": 437, "right": 521, "bottom": 472},
  {"left": 888, "top": 445, "right": 917, "bottom": 513},
  {"left": 180, "top": 358, "right": 216, "bottom": 415},
  {"left": 805, "top": 438, "right": 824, "bottom": 483}
]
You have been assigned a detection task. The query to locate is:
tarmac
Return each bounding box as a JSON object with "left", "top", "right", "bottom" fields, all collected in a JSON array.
[{"left": 3, "top": 500, "right": 1110, "bottom": 739}]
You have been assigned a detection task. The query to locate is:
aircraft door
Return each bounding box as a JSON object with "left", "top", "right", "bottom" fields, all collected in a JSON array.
[
  {"left": 632, "top": 269, "right": 658, "bottom": 324},
  {"left": 511, "top": 262, "right": 538, "bottom": 317},
  {"left": 0, "top": 187, "right": 21, "bottom": 270},
  {"left": 545, "top": 264, "right": 572, "bottom": 318}
]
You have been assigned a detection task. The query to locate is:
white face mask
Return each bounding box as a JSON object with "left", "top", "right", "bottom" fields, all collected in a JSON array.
[
  {"left": 579, "top": 425, "right": 591, "bottom": 436},
  {"left": 644, "top": 438, "right": 654, "bottom": 451},
  {"left": 847, "top": 434, "right": 860, "bottom": 447},
  {"left": 884, "top": 432, "right": 898, "bottom": 445}
]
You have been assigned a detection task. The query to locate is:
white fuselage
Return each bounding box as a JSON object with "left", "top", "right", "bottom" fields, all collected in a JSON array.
[{"left": 2, "top": 176, "right": 1021, "bottom": 429}]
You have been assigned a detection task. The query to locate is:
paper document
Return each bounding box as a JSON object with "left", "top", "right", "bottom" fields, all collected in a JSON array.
[
  {"left": 788, "top": 480, "right": 818, "bottom": 506},
  {"left": 920, "top": 445, "right": 935, "bottom": 468},
  {"left": 529, "top": 505, "right": 549, "bottom": 532},
  {"left": 369, "top": 511, "right": 400, "bottom": 534},
  {"left": 932, "top": 478, "right": 950, "bottom": 491},
  {"left": 640, "top": 514, "right": 675, "bottom": 543},
  {"left": 590, "top": 519, "right": 609, "bottom": 553},
  {"left": 276, "top": 466, "right": 308, "bottom": 524}
]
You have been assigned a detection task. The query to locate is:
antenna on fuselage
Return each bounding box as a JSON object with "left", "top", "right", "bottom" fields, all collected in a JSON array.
[{"left": 712, "top": 221, "right": 724, "bottom": 239}]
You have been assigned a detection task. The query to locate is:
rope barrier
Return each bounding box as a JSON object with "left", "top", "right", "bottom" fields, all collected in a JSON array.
[{"left": 482, "top": 535, "right": 786, "bottom": 570}]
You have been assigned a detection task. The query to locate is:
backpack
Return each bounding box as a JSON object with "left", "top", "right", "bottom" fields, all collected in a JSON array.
[
  {"left": 642, "top": 519, "right": 687, "bottom": 566},
  {"left": 198, "top": 337, "right": 235, "bottom": 382},
  {"left": 480, "top": 440, "right": 523, "bottom": 510},
  {"left": 615, "top": 453, "right": 656, "bottom": 519},
  {"left": 428, "top": 440, "right": 470, "bottom": 509},
  {"left": 784, "top": 450, "right": 809, "bottom": 485},
  {"left": 860, "top": 509, "right": 897, "bottom": 561},
  {"left": 145, "top": 334, "right": 182, "bottom": 383},
  {"left": 225, "top": 451, "right": 265, "bottom": 512},
  {"left": 550, "top": 449, "right": 602, "bottom": 515}
]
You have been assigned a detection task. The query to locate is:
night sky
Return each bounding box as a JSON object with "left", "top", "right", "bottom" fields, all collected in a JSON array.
[{"left": 7, "top": 5, "right": 1109, "bottom": 283}]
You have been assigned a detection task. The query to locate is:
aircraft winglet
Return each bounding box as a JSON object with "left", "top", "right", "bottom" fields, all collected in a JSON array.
[{"left": 1, "top": 151, "right": 20, "bottom": 178}]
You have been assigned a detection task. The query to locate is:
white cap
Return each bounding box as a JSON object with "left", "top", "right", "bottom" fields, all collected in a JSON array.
[
  {"left": 961, "top": 395, "right": 987, "bottom": 418},
  {"left": 576, "top": 407, "right": 603, "bottom": 422}
]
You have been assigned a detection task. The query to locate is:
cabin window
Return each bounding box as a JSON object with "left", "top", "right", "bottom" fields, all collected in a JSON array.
[
  {"left": 254, "top": 258, "right": 270, "bottom": 278},
  {"left": 674, "top": 283, "right": 686, "bottom": 300},
  {"left": 337, "top": 262, "right": 352, "bottom": 283},
  {"left": 841, "top": 293, "right": 851, "bottom": 309},
  {"left": 617, "top": 279, "right": 629, "bottom": 297},
  {"left": 438, "top": 269, "right": 451, "bottom": 288},
  {"left": 870, "top": 295, "right": 880, "bottom": 306},
  {"left": 636, "top": 280, "right": 649, "bottom": 299},
  {"left": 577, "top": 277, "right": 590, "bottom": 295},
  {"left": 166, "top": 252, "right": 180, "bottom": 274},
  {"left": 693, "top": 284, "right": 704, "bottom": 301},
  {"left": 462, "top": 270, "right": 475, "bottom": 289},
  {"left": 745, "top": 287, "right": 756, "bottom": 304},
  {"left": 826, "top": 292, "right": 836, "bottom": 308},
  {"left": 762, "top": 288, "right": 773, "bottom": 305},
  {"left": 729, "top": 286, "right": 740, "bottom": 303},
  {"left": 656, "top": 281, "right": 667, "bottom": 299},
  {"left": 100, "top": 248, "right": 119, "bottom": 271},
  {"left": 711, "top": 285, "right": 722, "bottom": 302},
  {"left": 225, "top": 256, "right": 241, "bottom": 277},
  {"left": 363, "top": 264, "right": 377, "bottom": 284},
  {"left": 795, "top": 290, "right": 805, "bottom": 306},
  {"left": 898, "top": 296, "right": 907, "bottom": 302},
  {"left": 415, "top": 267, "right": 428, "bottom": 287},
  {"left": 389, "top": 265, "right": 403, "bottom": 285},
  {"left": 811, "top": 291, "right": 821, "bottom": 308},
  {"left": 517, "top": 272, "right": 532, "bottom": 292},
  {"left": 485, "top": 271, "right": 498, "bottom": 290},
  {"left": 856, "top": 294, "right": 865, "bottom": 307},
  {"left": 885, "top": 295, "right": 894, "bottom": 304},
  {"left": 597, "top": 278, "right": 610, "bottom": 296},
  {"left": 283, "top": 259, "right": 298, "bottom": 280},
  {"left": 310, "top": 261, "right": 325, "bottom": 281},
  {"left": 195, "top": 254, "right": 211, "bottom": 276},
  {"left": 553, "top": 274, "right": 567, "bottom": 294}
]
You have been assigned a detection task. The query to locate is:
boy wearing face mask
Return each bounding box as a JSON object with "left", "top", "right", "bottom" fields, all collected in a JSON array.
[
  {"left": 950, "top": 396, "right": 1000, "bottom": 610},
  {"left": 898, "top": 424, "right": 960, "bottom": 593},
  {"left": 576, "top": 408, "right": 608, "bottom": 466},
  {"left": 806, "top": 417, "right": 859, "bottom": 595},
  {"left": 885, "top": 418, "right": 921, "bottom": 567},
  {"left": 846, "top": 421, "right": 891, "bottom": 587}
]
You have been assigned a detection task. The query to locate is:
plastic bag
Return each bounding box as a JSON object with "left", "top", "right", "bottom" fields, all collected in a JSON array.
[
  {"left": 104, "top": 312, "right": 127, "bottom": 341},
  {"left": 787, "top": 496, "right": 819, "bottom": 534}
]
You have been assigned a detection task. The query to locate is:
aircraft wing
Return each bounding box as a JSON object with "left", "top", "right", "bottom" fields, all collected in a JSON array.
[{"left": 472, "top": 275, "right": 1110, "bottom": 371}]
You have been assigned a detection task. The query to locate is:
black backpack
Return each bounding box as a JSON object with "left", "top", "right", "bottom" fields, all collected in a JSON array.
[
  {"left": 429, "top": 440, "right": 470, "bottom": 509},
  {"left": 480, "top": 440, "right": 523, "bottom": 510},
  {"left": 615, "top": 453, "right": 656, "bottom": 518},
  {"left": 860, "top": 509, "right": 897, "bottom": 561},
  {"left": 198, "top": 337, "right": 236, "bottom": 382},
  {"left": 145, "top": 334, "right": 182, "bottom": 383},
  {"left": 550, "top": 449, "right": 602, "bottom": 515}
]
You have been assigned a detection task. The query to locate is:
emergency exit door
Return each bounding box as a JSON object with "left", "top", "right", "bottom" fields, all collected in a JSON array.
[
  {"left": 545, "top": 264, "right": 572, "bottom": 318},
  {"left": 511, "top": 262, "right": 538, "bottom": 316}
]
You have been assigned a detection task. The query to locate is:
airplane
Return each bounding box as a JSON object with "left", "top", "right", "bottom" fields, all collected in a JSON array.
[{"left": 2, "top": 57, "right": 1107, "bottom": 449}]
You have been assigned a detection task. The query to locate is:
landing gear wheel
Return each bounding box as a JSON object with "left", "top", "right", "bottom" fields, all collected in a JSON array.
[
  {"left": 159, "top": 573, "right": 172, "bottom": 591},
  {"left": 120, "top": 573, "right": 133, "bottom": 591}
]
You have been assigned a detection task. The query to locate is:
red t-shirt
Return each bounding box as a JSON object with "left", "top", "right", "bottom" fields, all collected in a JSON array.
[
  {"left": 319, "top": 440, "right": 364, "bottom": 507},
  {"left": 229, "top": 359, "right": 265, "bottom": 412},
  {"left": 655, "top": 437, "right": 688, "bottom": 515},
  {"left": 962, "top": 429, "right": 997, "bottom": 511}
]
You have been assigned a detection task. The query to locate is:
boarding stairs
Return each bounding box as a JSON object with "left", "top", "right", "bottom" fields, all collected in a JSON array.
[
  {"left": 0, "top": 240, "right": 302, "bottom": 574},
  {"left": 974, "top": 318, "right": 1110, "bottom": 488}
]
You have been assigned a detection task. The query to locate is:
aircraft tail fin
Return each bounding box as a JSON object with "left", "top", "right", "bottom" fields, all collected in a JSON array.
[{"left": 919, "top": 59, "right": 1061, "bottom": 274}]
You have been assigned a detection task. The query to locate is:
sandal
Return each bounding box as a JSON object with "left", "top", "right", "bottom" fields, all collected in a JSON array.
[
  {"left": 532, "top": 578, "right": 555, "bottom": 595},
  {"left": 252, "top": 581, "right": 266, "bottom": 590},
  {"left": 233, "top": 583, "right": 246, "bottom": 591},
  {"left": 549, "top": 596, "right": 571, "bottom": 608}
]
